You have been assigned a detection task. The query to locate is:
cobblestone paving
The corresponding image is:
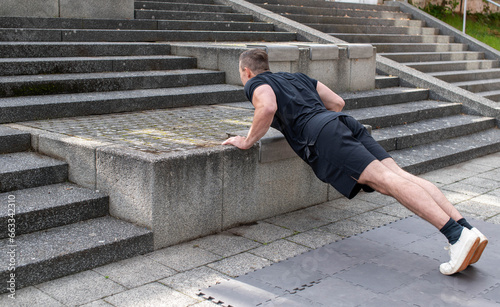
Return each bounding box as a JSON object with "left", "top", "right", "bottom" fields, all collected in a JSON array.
[{"left": 23, "top": 105, "right": 254, "bottom": 153}]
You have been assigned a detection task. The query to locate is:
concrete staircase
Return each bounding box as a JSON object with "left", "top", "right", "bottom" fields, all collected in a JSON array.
[
  {"left": 0, "top": 0, "right": 299, "bottom": 123},
  {"left": 247, "top": 0, "right": 500, "bottom": 102},
  {"left": 0, "top": 125, "right": 153, "bottom": 292},
  {"left": 349, "top": 76, "right": 500, "bottom": 174}
]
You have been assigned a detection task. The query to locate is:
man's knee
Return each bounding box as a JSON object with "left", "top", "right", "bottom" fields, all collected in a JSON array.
[{"left": 358, "top": 160, "right": 396, "bottom": 195}]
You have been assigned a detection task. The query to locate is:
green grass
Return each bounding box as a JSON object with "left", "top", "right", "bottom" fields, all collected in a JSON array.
[{"left": 422, "top": 8, "right": 500, "bottom": 51}]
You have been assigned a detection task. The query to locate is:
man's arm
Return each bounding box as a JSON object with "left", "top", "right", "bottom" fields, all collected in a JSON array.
[
  {"left": 222, "top": 84, "right": 277, "bottom": 150},
  {"left": 316, "top": 81, "right": 345, "bottom": 112}
]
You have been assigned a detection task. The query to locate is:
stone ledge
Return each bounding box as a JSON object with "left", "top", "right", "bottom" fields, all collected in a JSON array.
[
  {"left": 169, "top": 42, "right": 376, "bottom": 92},
  {"left": 0, "top": 0, "right": 134, "bottom": 19}
]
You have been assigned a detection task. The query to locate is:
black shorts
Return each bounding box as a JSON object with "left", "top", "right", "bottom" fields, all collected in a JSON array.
[{"left": 308, "top": 115, "right": 391, "bottom": 199}]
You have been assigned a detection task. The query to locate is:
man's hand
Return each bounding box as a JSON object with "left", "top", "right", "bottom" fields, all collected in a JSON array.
[{"left": 222, "top": 135, "right": 252, "bottom": 150}]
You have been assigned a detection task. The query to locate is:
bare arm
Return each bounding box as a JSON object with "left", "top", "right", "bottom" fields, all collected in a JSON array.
[
  {"left": 222, "top": 84, "right": 277, "bottom": 149},
  {"left": 316, "top": 81, "right": 345, "bottom": 112}
]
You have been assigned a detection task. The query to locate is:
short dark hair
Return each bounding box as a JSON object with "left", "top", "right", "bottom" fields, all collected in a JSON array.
[{"left": 239, "top": 48, "right": 270, "bottom": 73}]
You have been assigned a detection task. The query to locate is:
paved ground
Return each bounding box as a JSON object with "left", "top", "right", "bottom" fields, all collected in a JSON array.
[{"left": 2, "top": 152, "right": 500, "bottom": 306}]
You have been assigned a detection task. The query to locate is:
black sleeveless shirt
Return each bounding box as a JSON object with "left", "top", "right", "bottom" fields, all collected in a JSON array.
[{"left": 244, "top": 71, "right": 344, "bottom": 161}]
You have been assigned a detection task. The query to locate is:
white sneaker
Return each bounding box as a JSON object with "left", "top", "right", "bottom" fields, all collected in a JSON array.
[
  {"left": 469, "top": 228, "right": 488, "bottom": 265},
  {"left": 439, "top": 228, "right": 480, "bottom": 275}
]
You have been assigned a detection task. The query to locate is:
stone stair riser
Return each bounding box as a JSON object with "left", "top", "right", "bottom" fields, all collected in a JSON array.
[
  {"left": 308, "top": 24, "right": 438, "bottom": 35},
  {"left": 0, "top": 164, "right": 68, "bottom": 193},
  {"left": 382, "top": 52, "right": 484, "bottom": 62},
  {"left": 135, "top": 10, "right": 254, "bottom": 21},
  {"left": 134, "top": 1, "right": 233, "bottom": 13},
  {"left": 376, "top": 117, "right": 496, "bottom": 152},
  {"left": 406, "top": 60, "right": 499, "bottom": 73},
  {"left": 456, "top": 80, "right": 500, "bottom": 93},
  {"left": 0, "top": 185, "right": 109, "bottom": 238},
  {"left": 350, "top": 102, "right": 463, "bottom": 129},
  {"left": 0, "top": 216, "right": 153, "bottom": 292},
  {"left": 0, "top": 17, "right": 274, "bottom": 32},
  {"left": 374, "top": 43, "right": 467, "bottom": 53},
  {"left": 247, "top": 0, "right": 402, "bottom": 11},
  {"left": 398, "top": 136, "right": 500, "bottom": 175},
  {"left": 289, "top": 14, "right": 424, "bottom": 27},
  {"left": 0, "top": 42, "right": 171, "bottom": 58},
  {"left": 332, "top": 34, "right": 454, "bottom": 44},
  {"left": 257, "top": 4, "right": 412, "bottom": 19},
  {"left": 0, "top": 71, "right": 226, "bottom": 97},
  {"left": 0, "top": 86, "right": 246, "bottom": 123},
  {"left": 0, "top": 56, "right": 197, "bottom": 76},
  {"left": 0, "top": 28, "right": 296, "bottom": 42},
  {"left": 430, "top": 69, "right": 500, "bottom": 82},
  {"left": 342, "top": 89, "right": 429, "bottom": 110}
]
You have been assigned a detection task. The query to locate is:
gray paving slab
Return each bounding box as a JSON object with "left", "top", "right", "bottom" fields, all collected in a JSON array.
[
  {"left": 190, "top": 232, "right": 261, "bottom": 258},
  {"left": 159, "top": 266, "right": 230, "bottom": 300},
  {"left": 199, "top": 217, "right": 500, "bottom": 307},
  {"left": 249, "top": 239, "right": 310, "bottom": 263},
  {"left": 0, "top": 286, "right": 65, "bottom": 306},
  {"left": 103, "top": 282, "right": 198, "bottom": 307},
  {"left": 319, "top": 219, "right": 374, "bottom": 237},
  {"left": 227, "top": 221, "right": 295, "bottom": 244},
  {"left": 145, "top": 242, "right": 222, "bottom": 272},
  {"left": 35, "top": 270, "right": 126, "bottom": 306},
  {"left": 92, "top": 255, "right": 177, "bottom": 289},
  {"left": 286, "top": 228, "right": 342, "bottom": 249},
  {"left": 206, "top": 253, "right": 272, "bottom": 278}
]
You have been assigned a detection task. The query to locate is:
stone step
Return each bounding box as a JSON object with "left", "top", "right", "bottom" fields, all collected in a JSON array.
[
  {"left": 340, "top": 87, "right": 429, "bottom": 110},
  {"left": 375, "top": 75, "right": 400, "bottom": 88},
  {"left": 429, "top": 68, "right": 500, "bottom": 83},
  {"left": 382, "top": 51, "right": 484, "bottom": 62},
  {"left": 307, "top": 23, "right": 438, "bottom": 35},
  {"left": 403, "top": 60, "right": 499, "bottom": 73},
  {"left": 0, "top": 42, "right": 171, "bottom": 58},
  {"left": 0, "top": 183, "right": 108, "bottom": 238},
  {"left": 331, "top": 33, "right": 454, "bottom": 44},
  {"left": 135, "top": 1, "right": 233, "bottom": 13},
  {"left": 373, "top": 43, "right": 467, "bottom": 53},
  {"left": 247, "top": 0, "right": 402, "bottom": 11},
  {"left": 0, "top": 28, "right": 296, "bottom": 42},
  {"left": 0, "top": 84, "right": 246, "bottom": 123},
  {"left": 0, "top": 126, "right": 31, "bottom": 154},
  {"left": 344, "top": 99, "right": 462, "bottom": 128},
  {"left": 155, "top": 20, "right": 274, "bottom": 31},
  {"left": 0, "top": 152, "right": 68, "bottom": 193},
  {"left": 479, "top": 89, "right": 500, "bottom": 102},
  {"left": 285, "top": 13, "right": 424, "bottom": 27},
  {"left": 258, "top": 4, "right": 412, "bottom": 19},
  {"left": 0, "top": 16, "right": 159, "bottom": 30},
  {"left": 0, "top": 69, "right": 225, "bottom": 97},
  {"left": 0, "top": 16, "right": 274, "bottom": 32},
  {"left": 152, "top": 0, "right": 215, "bottom": 3},
  {"left": 371, "top": 114, "right": 496, "bottom": 152},
  {"left": 135, "top": 9, "right": 254, "bottom": 21},
  {"left": 392, "top": 128, "right": 500, "bottom": 174},
  {"left": 454, "top": 78, "right": 500, "bottom": 93},
  {"left": 0, "top": 215, "right": 153, "bottom": 292},
  {"left": 0, "top": 55, "right": 197, "bottom": 76}
]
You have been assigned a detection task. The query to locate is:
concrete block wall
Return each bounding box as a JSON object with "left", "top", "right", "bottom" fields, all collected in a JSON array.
[
  {"left": 0, "top": 0, "right": 134, "bottom": 19},
  {"left": 10, "top": 123, "right": 342, "bottom": 249},
  {"left": 169, "top": 43, "right": 376, "bottom": 93}
]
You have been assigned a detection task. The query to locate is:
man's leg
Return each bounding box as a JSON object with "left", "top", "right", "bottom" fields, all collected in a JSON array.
[
  {"left": 380, "top": 158, "right": 488, "bottom": 265},
  {"left": 357, "top": 159, "right": 450, "bottom": 229},
  {"left": 357, "top": 159, "right": 480, "bottom": 275},
  {"left": 380, "top": 158, "right": 464, "bottom": 222}
]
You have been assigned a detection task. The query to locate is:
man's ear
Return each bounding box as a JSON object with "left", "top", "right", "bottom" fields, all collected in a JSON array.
[{"left": 244, "top": 67, "right": 254, "bottom": 78}]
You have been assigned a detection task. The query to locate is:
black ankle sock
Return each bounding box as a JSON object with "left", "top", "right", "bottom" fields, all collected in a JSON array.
[
  {"left": 440, "top": 218, "right": 464, "bottom": 245},
  {"left": 457, "top": 218, "right": 473, "bottom": 230}
]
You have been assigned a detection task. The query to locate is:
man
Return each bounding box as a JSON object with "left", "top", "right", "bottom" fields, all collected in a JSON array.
[{"left": 222, "top": 48, "right": 488, "bottom": 275}]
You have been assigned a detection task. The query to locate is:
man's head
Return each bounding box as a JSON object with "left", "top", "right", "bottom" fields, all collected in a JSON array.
[{"left": 239, "top": 49, "right": 270, "bottom": 85}]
